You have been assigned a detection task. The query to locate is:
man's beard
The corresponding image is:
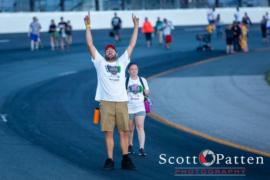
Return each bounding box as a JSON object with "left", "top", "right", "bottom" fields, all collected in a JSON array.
[{"left": 105, "top": 55, "right": 117, "bottom": 62}]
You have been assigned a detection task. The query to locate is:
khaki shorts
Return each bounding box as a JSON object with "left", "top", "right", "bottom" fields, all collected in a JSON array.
[{"left": 100, "top": 100, "right": 129, "bottom": 132}]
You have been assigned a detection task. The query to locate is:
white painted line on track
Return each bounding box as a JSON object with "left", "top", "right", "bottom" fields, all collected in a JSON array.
[
  {"left": 58, "top": 71, "right": 77, "bottom": 77},
  {"left": 0, "top": 114, "right": 8, "bottom": 123},
  {"left": 0, "top": 39, "right": 10, "bottom": 43}
]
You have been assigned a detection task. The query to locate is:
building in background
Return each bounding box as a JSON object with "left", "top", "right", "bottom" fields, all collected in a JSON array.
[{"left": 0, "top": 0, "right": 269, "bottom": 12}]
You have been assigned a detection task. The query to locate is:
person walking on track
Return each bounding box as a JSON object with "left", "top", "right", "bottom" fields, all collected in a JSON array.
[
  {"left": 126, "top": 63, "right": 150, "bottom": 157},
  {"left": 84, "top": 12, "right": 139, "bottom": 170}
]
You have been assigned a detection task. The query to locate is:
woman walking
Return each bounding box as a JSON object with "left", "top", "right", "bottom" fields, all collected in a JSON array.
[
  {"left": 126, "top": 63, "right": 150, "bottom": 157},
  {"left": 48, "top": 19, "right": 58, "bottom": 51}
]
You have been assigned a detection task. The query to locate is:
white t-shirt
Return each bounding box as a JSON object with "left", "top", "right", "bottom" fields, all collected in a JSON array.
[
  {"left": 127, "top": 77, "right": 149, "bottom": 114},
  {"left": 234, "top": 11, "right": 241, "bottom": 22},
  {"left": 163, "top": 22, "right": 174, "bottom": 36},
  {"left": 92, "top": 50, "right": 130, "bottom": 102},
  {"left": 207, "top": 10, "right": 215, "bottom": 22},
  {"left": 30, "top": 21, "right": 41, "bottom": 35}
]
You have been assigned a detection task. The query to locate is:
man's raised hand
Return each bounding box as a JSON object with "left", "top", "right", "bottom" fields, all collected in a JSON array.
[
  {"left": 132, "top": 14, "right": 139, "bottom": 27},
  {"left": 127, "top": 14, "right": 139, "bottom": 58},
  {"left": 85, "top": 10, "right": 96, "bottom": 59},
  {"left": 84, "top": 11, "right": 91, "bottom": 28}
]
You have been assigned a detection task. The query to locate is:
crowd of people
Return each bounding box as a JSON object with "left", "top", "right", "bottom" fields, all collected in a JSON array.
[
  {"left": 29, "top": 9, "right": 270, "bottom": 54},
  {"left": 204, "top": 7, "right": 270, "bottom": 54},
  {"left": 28, "top": 16, "right": 73, "bottom": 51},
  {"left": 110, "top": 13, "right": 174, "bottom": 49},
  {"left": 142, "top": 17, "right": 174, "bottom": 49},
  {"left": 139, "top": 16, "right": 175, "bottom": 49},
  {"left": 49, "top": 17, "right": 73, "bottom": 51},
  {"left": 29, "top": 13, "right": 174, "bottom": 52}
]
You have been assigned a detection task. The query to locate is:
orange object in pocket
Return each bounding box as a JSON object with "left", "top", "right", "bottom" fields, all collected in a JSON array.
[{"left": 93, "top": 107, "right": 100, "bottom": 125}]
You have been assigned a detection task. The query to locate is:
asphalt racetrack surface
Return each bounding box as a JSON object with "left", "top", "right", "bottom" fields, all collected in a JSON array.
[
  {"left": 0, "top": 26, "right": 269, "bottom": 179},
  {"left": 149, "top": 49, "right": 270, "bottom": 153}
]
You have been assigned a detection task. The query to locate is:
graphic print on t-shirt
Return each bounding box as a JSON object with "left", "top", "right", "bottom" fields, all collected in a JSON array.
[
  {"left": 105, "top": 64, "right": 121, "bottom": 81},
  {"left": 128, "top": 83, "right": 143, "bottom": 100},
  {"left": 106, "top": 65, "right": 121, "bottom": 75},
  {"left": 128, "top": 84, "right": 143, "bottom": 94}
]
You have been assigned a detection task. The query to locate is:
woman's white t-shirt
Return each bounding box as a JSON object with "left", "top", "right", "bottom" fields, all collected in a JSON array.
[
  {"left": 91, "top": 50, "right": 130, "bottom": 102},
  {"left": 127, "top": 77, "right": 149, "bottom": 114}
]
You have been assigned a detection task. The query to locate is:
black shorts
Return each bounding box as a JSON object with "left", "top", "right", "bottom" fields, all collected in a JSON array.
[
  {"left": 66, "top": 31, "right": 72, "bottom": 36},
  {"left": 226, "top": 38, "right": 233, "bottom": 45},
  {"left": 113, "top": 26, "right": 120, "bottom": 35},
  {"left": 262, "top": 29, "right": 267, "bottom": 38},
  {"left": 145, "top": 33, "right": 152, "bottom": 41}
]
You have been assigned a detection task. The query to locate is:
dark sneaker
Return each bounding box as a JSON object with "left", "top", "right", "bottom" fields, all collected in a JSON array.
[
  {"left": 121, "top": 156, "right": 136, "bottom": 170},
  {"left": 138, "top": 148, "right": 147, "bottom": 157},
  {"left": 128, "top": 145, "right": 135, "bottom": 154},
  {"left": 103, "top": 158, "right": 114, "bottom": 170}
]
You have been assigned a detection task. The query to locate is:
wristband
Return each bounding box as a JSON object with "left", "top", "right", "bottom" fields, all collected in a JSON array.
[{"left": 86, "top": 24, "right": 91, "bottom": 29}]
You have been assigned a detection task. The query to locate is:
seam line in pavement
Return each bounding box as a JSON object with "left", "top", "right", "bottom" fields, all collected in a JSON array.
[{"left": 147, "top": 48, "right": 270, "bottom": 158}]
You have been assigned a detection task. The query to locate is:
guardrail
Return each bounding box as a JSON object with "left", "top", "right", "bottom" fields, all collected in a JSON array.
[{"left": 0, "top": 7, "right": 269, "bottom": 34}]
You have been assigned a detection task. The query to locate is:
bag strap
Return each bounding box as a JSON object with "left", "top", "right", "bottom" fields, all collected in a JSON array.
[
  {"left": 125, "top": 77, "right": 129, "bottom": 90},
  {"left": 139, "top": 77, "right": 146, "bottom": 97}
]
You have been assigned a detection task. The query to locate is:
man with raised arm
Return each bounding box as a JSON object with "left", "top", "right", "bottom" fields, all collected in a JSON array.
[{"left": 84, "top": 12, "right": 139, "bottom": 170}]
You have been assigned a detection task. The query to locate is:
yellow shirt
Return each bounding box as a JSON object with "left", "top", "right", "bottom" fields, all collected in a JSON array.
[{"left": 206, "top": 24, "right": 214, "bottom": 33}]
